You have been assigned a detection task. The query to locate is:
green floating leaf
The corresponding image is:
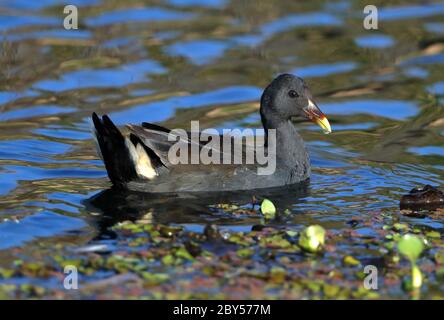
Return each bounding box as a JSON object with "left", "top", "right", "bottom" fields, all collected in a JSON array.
[
  {"left": 435, "top": 251, "right": 444, "bottom": 265},
  {"left": 140, "top": 272, "right": 169, "bottom": 285},
  {"left": 260, "top": 234, "right": 292, "bottom": 249},
  {"left": 426, "top": 231, "right": 441, "bottom": 239},
  {"left": 343, "top": 255, "right": 360, "bottom": 266},
  {"left": 270, "top": 266, "right": 286, "bottom": 283},
  {"left": 397, "top": 234, "right": 424, "bottom": 263},
  {"left": 0, "top": 268, "right": 14, "bottom": 279},
  {"left": 161, "top": 254, "right": 175, "bottom": 266},
  {"left": 260, "top": 199, "right": 276, "bottom": 219},
  {"left": 393, "top": 223, "right": 409, "bottom": 232},
  {"left": 323, "top": 284, "right": 340, "bottom": 298},
  {"left": 175, "top": 247, "right": 194, "bottom": 261},
  {"left": 236, "top": 248, "right": 253, "bottom": 258},
  {"left": 436, "top": 267, "right": 444, "bottom": 279},
  {"left": 285, "top": 230, "right": 298, "bottom": 237},
  {"left": 298, "top": 225, "right": 326, "bottom": 253}
]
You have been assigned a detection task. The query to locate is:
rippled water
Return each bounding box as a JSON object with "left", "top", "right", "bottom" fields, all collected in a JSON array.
[{"left": 1, "top": 0, "right": 444, "bottom": 297}]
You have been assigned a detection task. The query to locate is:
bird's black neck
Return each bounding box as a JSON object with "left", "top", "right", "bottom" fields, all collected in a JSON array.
[{"left": 262, "top": 115, "right": 309, "bottom": 169}]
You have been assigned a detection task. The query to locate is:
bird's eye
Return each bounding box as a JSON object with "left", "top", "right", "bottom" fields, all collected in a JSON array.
[{"left": 288, "top": 90, "right": 299, "bottom": 98}]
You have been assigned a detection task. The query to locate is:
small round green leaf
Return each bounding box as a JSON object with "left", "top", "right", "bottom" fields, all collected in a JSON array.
[
  {"left": 298, "top": 225, "right": 326, "bottom": 253},
  {"left": 397, "top": 234, "right": 424, "bottom": 263},
  {"left": 260, "top": 199, "right": 276, "bottom": 219}
]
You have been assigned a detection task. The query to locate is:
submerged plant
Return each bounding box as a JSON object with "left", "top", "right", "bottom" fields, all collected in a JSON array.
[
  {"left": 298, "top": 225, "right": 326, "bottom": 253},
  {"left": 397, "top": 234, "right": 424, "bottom": 290}
]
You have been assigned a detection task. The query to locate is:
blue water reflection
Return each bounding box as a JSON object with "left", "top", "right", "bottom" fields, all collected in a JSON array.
[
  {"left": 291, "top": 62, "right": 357, "bottom": 78},
  {"left": 321, "top": 100, "right": 418, "bottom": 120},
  {"left": 166, "top": 40, "right": 231, "bottom": 65},
  {"left": 86, "top": 7, "right": 196, "bottom": 27},
  {"left": 110, "top": 86, "right": 262, "bottom": 125},
  {"left": 379, "top": 3, "right": 444, "bottom": 21},
  {"left": 34, "top": 60, "right": 166, "bottom": 92},
  {"left": 354, "top": 34, "right": 395, "bottom": 48}
]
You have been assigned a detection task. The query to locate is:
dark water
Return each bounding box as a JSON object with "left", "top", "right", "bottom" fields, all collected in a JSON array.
[{"left": 1, "top": 0, "right": 444, "bottom": 297}]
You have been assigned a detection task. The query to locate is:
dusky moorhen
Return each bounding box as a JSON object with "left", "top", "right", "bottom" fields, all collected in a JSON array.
[{"left": 92, "top": 74, "right": 331, "bottom": 192}]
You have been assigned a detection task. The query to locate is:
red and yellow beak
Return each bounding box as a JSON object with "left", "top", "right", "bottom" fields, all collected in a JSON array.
[{"left": 304, "top": 99, "right": 332, "bottom": 134}]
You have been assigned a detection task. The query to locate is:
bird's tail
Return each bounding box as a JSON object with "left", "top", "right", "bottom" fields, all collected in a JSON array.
[{"left": 91, "top": 112, "right": 138, "bottom": 187}]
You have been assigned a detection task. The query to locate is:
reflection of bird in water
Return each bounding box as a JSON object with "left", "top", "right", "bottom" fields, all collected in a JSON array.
[{"left": 82, "top": 183, "right": 309, "bottom": 240}]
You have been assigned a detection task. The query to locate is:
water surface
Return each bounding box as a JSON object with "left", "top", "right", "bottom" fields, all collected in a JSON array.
[{"left": 1, "top": 0, "right": 444, "bottom": 299}]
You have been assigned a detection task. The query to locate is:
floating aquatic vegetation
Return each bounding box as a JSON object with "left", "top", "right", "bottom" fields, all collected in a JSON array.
[
  {"left": 298, "top": 225, "right": 326, "bottom": 253},
  {"left": 397, "top": 234, "right": 425, "bottom": 290},
  {"left": 0, "top": 212, "right": 443, "bottom": 300},
  {"left": 343, "top": 255, "right": 360, "bottom": 266},
  {"left": 260, "top": 199, "right": 276, "bottom": 219}
]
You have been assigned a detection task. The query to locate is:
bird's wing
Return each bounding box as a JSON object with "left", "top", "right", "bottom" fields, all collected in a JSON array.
[{"left": 126, "top": 122, "right": 264, "bottom": 168}]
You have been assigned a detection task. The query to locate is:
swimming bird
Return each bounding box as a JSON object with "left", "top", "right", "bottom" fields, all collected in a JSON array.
[{"left": 92, "top": 74, "right": 331, "bottom": 192}]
